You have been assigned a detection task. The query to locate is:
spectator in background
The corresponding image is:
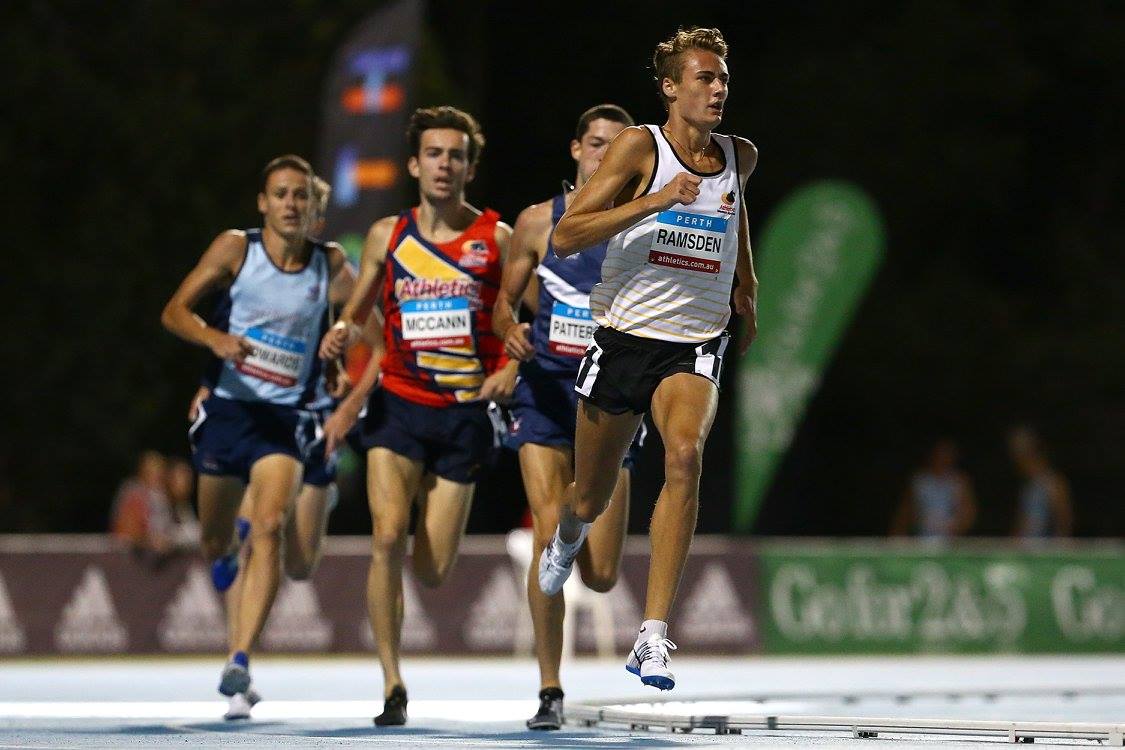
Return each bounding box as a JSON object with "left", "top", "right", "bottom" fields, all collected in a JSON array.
[
  {"left": 890, "top": 438, "right": 976, "bottom": 539},
  {"left": 110, "top": 451, "right": 175, "bottom": 559},
  {"left": 165, "top": 457, "right": 201, "bottom": 551},
  {"left": 1009, "top": 426, "right": 1073, "bottom": 538}
]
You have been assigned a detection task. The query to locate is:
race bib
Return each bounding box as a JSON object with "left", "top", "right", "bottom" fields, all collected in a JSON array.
[
  {"left": 647, "top": 209, "right": 727, "bottom": 274},
  {"left": 400, "top": 297, "right": 472, "bottom": 350},
  {"left": 548, "top": 302, "right": 595, "bottom": 357},
  {"left": 237, "top": 327, "right": 306, "bottom": 387}
]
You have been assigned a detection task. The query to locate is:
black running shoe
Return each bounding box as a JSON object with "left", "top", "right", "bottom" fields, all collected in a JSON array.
[
  {"left": 373, "top": 685, "right": 408, "bottom": 726},
  {"left": 526, "top": 687, "right": 564, "bottom": 730}
]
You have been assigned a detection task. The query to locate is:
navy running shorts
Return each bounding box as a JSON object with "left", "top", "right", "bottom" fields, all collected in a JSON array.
[
  {"left": 360, "top": 388, "right": 499, "bottom": 484},
  {"left": 574, "top": 326, "right": 730, "bottom": 415},
  {"left": 189, "top": 395, "right": 321, "bottom": 483},
  {"left": 300, "top": 408, "right": 338, "bottom": 487},
  {"left": 507, "top": 362, "right": 647, "bottom": 470}
]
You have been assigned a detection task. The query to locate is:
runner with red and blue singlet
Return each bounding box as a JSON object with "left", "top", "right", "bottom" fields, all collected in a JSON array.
[{"left": 319, "top": 106, "right": 517, "bottom": 728}]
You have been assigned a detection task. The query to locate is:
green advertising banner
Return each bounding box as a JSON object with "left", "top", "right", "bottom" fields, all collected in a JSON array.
[
  {"left": 734, "top": 181, "right": 885, "bottom": 531},
  {"left": 757, "top": 542, "right": 1125, "bottom": 654}
]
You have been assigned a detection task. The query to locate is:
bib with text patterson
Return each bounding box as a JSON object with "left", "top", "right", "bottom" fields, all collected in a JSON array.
[
  {"left": 238, "top": 327, "right": 306, "bottom": 387},
  {"left": 548, "top": 302, "right": 595, "bottom": 357},
  {"left": 400, "top": 297, "right": 472, "bottom": 350},
  {"left": 648, "top": 210, "right": 727, "bottom": 274}
]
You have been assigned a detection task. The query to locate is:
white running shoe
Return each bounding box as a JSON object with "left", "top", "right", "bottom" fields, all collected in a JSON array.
[
  {"left": 223, "top": 685, "right": 261, "bottom": 721},
  {"left": 218, "top": 659, "right": 251, "bottom": 697},
  {"left": 537, "top": 532, "right": 580, "bottom": 596},
  {"left": 625, "top": 636, "right": 678, "bottom": 690}
]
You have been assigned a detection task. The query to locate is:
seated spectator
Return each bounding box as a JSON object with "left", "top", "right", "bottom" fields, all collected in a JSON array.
[
  {"left": 890, "top": 438, "right": 976, "bottom": 539},
  {"left": 165, "top": 457, "right": 201, "bottom": 551},
  {"left": 110, "top": 451, "right": 174, "bottom": 559},
  {"left": 1009, "top": 426, "right": 1073, "bottom": 537}
]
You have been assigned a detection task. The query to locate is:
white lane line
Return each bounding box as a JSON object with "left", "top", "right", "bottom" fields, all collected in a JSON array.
[{"left": 0, "top": 700, "right": 536, "bottom": 721}]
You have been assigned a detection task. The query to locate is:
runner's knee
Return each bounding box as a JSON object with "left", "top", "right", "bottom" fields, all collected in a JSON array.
[
  {"left": 580, "top": 563, "right": 619, "bottom": 593},
  {"left": 371, "top": 518, "right": 408, "bottom": 555},
  {"left": 412, "top": 553, "right": 453, "bottom": 588},
  {"left": 664, "top": 438, "right": 703, "bottom": 483},
  {"left": 248, "top": 509, "right": 285, "bottom": 544}
]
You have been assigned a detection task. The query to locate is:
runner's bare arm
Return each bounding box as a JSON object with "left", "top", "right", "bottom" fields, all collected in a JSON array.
[
  {"left": 732, "top": 138, "right": 759, "bottom": 354},
  {"left": 493, "top": 202, "right": 550, "bottom": 362},
  {"left": 324, "top": 309, "right": 386, "bottom": 455},
  {"left": 553, "top": 127, "right": 702, "bottom": 256},
  {"left": 320, "top": 216, "right": 395, "bottom": 359},
  {"left": 480, "top": 221, "right": 519, "bottom": 400},
  {"left": 326, "top": 242, "right": 357, "bottom": 305},
  {"left": 161, "top": 230, "right": 253, "bottom": 362}
]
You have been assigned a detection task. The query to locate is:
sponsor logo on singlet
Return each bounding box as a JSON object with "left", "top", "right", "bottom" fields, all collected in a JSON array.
[
  {"left": 548, "top": 302, "right": 596, "bottom": 357},
  {"left": 400, "top": 297, "right": 472, "bottom": 350},
  {"left": 718, "top": 189, "right": 738, "bottom": 216},
  {"left": 238, "top": 327, "right": 307, "bottom": 387},
  {"left": 394, "top": 277, "right": 483, "bottom": 309},
  {"left": 459, "top": 239, "right": 491, "bottom": 268},
  {"left": 648, "top": 210, "right": 727, "bottom": 274}
]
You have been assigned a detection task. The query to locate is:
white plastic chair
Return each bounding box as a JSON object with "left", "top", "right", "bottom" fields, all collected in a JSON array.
[{"left": 505, "top": 527, "right": 616, "bottom": 659}]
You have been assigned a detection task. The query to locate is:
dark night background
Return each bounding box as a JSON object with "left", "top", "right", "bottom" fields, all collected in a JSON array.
[{"left": 2, "top": 1, "right": 1122, "bottom": 537}]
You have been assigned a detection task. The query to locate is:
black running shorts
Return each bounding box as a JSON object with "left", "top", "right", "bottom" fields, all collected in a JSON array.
[{"left": 573, "top": 326, "right": 729, "bottom": 415}]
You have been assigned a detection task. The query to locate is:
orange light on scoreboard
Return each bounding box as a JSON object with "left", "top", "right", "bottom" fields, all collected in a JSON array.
[{"left": 353, "top": 160, "right": 398, "bottom": 190}]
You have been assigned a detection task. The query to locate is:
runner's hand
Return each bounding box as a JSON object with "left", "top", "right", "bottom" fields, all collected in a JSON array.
[
  {"left": 188, "top": 386, "right": 211, "bottom": 421},
  {"left": 319, "top": 320, "right": 355, "bottom": 360},
  {"left": 325, "top": 359, "right": 351, "bottom": 399},
  {"left": 479, "top": 362, "right": 518, "bottom": 403},
  {"left": 503, "top": 322, "right": 534, "bottom": 362},
  {"left": 324, "top": 400, "right": 360, "bottom": 456},
  {"left": 733, "top": 282, "right": 758, "bottom": 355},
  {"left": 655, "top": 172, "right": 702, "bottom": 209},
  {"left": 210, "top": 333, "right": 253, "bottom": 363}
]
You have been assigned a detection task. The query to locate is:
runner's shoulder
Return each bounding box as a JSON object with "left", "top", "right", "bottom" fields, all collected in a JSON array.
[
  {"left": 730, "top": 136, "right": 758, "bottom": 175},
  {"left": 366, "top": 215, "right": 400, "bottom": 238},
  {"left": 611, "top": 125, "right": 658, "bottom": 155},
  {"left": 206, "top": 229, "right": 249, "bottom": 265},
  {"left": 514, "top": 199, "right": 554, "bottom": 234}
]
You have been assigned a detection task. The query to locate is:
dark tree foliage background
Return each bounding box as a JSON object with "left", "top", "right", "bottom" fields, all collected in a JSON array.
[{"left": 2, "top": 1, "right": 1122, "bottom": 536}]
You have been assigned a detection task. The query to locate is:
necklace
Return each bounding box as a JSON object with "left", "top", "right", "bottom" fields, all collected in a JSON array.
[{"left": 662, "top": 127, "right": 711, "bottom": 164}]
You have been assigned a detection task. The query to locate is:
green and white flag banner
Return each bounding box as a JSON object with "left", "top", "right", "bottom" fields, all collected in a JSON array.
[{"left": 734, "top": 181, "right": 886, "bottom": 531}]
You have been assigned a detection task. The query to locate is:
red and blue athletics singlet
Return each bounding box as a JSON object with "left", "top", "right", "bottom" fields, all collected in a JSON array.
[{"left": 380, "top": 207, "right": 507, "bottom": 407}]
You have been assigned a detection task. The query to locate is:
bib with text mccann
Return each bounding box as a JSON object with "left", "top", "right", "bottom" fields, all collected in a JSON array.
[
  {"left": 238, "top": 327, "right": 307, "bottom": 387},
  {"left": 548, "top": 302, "right": 595, "bottom": 357},
  {"left": 400, "top": 297, "right": 472, "bottom": 350},
  {"left": 648, "top": 210, "right": 727, "bottom": 274}
]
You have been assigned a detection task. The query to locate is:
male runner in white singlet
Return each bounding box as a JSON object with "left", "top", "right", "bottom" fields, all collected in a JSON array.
[{"left": 538, "top": 27, "right": 759, "bottom": 691}]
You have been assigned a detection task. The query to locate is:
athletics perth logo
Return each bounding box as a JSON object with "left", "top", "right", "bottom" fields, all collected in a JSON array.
[
  {"left": 341, "top": 46, "right": 410, "bottom": 115},
  {"left": 459, "top": 240, "right": 490, "bottom": 268},
  {"left": 719, "top": 189, "right": 737, "bottom": 216}
]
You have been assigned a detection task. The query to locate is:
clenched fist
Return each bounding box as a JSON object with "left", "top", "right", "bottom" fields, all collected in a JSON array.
[{"left": 655, "top": 172, "right": 702, "bottom": 210}]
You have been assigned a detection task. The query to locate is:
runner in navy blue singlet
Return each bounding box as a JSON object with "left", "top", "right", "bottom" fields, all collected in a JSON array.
[{"left": 492, "top": 105, "right": 644, "bottom": 730}]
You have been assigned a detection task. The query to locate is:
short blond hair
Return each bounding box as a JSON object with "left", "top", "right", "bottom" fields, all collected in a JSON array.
[
  {"left": 652, "top": 27, "right": 729, "bottom": 109},
  {"left": 311, "top": 175, "right": 331, "bottom": 218}
]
